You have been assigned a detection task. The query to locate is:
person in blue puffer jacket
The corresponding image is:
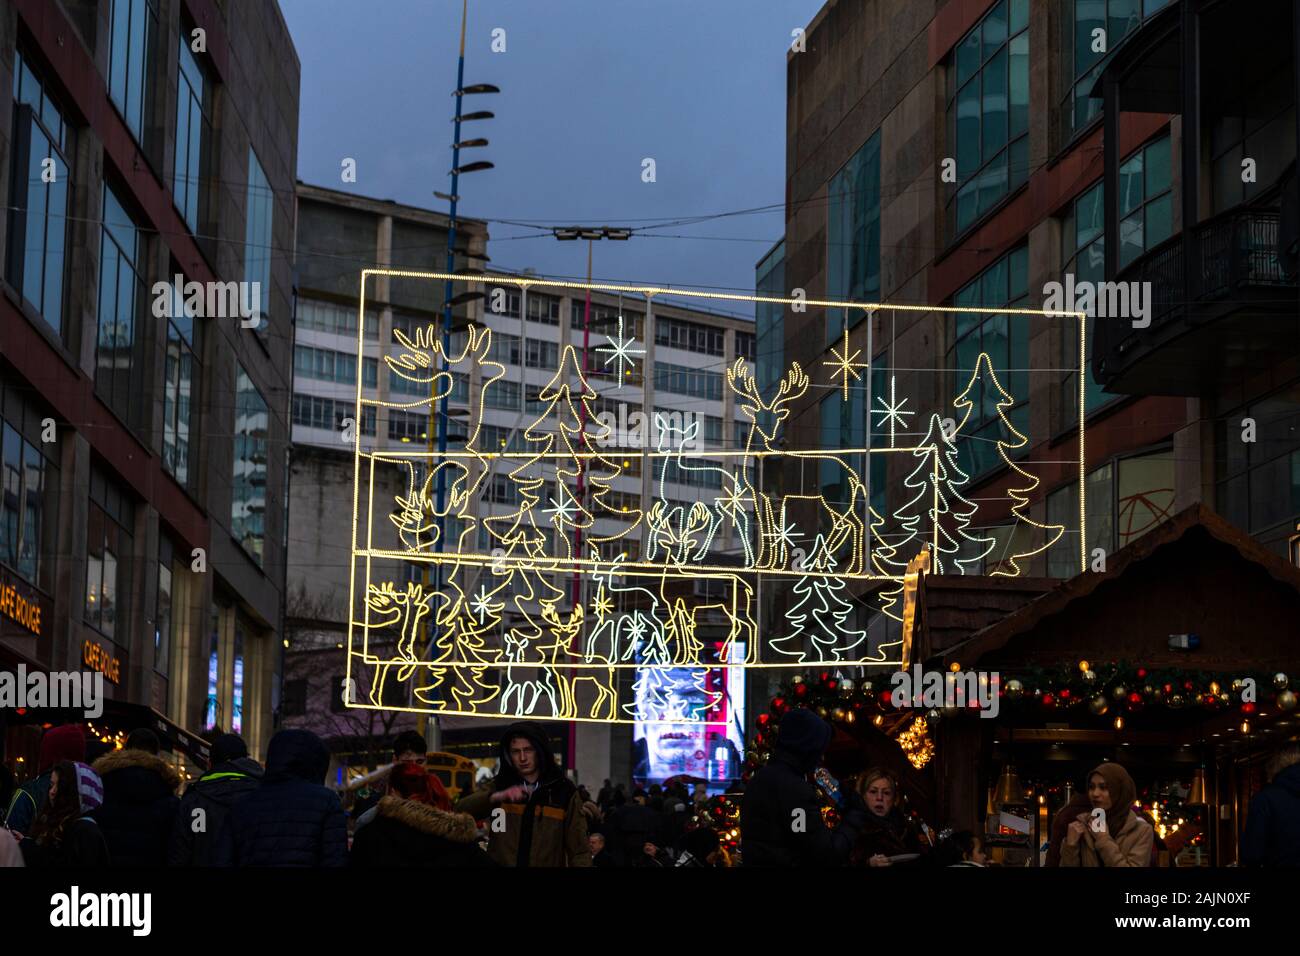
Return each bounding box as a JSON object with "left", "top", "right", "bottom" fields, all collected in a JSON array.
[{"left": 214, "top": 729, "right": 346, "bottom": 867}]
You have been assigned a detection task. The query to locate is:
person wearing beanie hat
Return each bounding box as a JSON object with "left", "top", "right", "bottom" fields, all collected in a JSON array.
[
  {"left": 19, "top": 760, "right": 109, "bottom": 867},
  {"left": 349, "top": 762, "right": 491, "bottom": 868},
  {"left": 168, "top": 733, "right": 263, "bottom": 866},
  {"left": 1061, "top": 761, "right": 1153, "bottom": 867},
  {"left": 740, "top": 707, "right": 868, "bottom": 866},
  {"left": 2, "top": 724, "right": 86, "bottom": 837}
]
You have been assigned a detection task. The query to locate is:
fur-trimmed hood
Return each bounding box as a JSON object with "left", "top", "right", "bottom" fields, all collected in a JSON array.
[
  {"left": 377, "top": 794, "right": 479, "bottom": 844},
  {"left": 92, "top": 748, "right": 181, "bottom": 790}
]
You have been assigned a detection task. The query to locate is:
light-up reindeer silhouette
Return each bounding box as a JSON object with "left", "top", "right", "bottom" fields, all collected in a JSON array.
[
  {"left": 728, "top": 359, "right": 867, "bottom": 575},
  {"left": 363, "top": 581, "right": 434, "bottom": 707},
  {"left": 384, "top": 323, "right": 506, "bottom": 712}
]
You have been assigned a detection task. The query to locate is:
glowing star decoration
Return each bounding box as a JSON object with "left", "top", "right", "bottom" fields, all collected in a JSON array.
[
  {"left": 823, "top": 327, "right": 868, "bottom": 400},
  {"left": 872, "top": 375, "right": 914, "bottom": 448},
  {"left": 343, "top": 269, "right": 1086, "bottom": 725},
  {"left": 595, "top": 314, "right": 644, "bottom": 383},
  {"left": 470, "top": 585, "right": 497, "bottom": 623}
]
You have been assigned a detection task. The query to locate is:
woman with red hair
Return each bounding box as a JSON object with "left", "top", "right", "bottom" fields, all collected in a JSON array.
[{"left": 349, "top": 762, "right": 493, "bottom": 867}]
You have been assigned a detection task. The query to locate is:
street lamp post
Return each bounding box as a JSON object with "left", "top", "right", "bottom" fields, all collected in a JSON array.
[
  {"left": 552, "top": 226, "right": 632, "bottom": 610},
  {"left": 423, "top": 0, "right": 497, "bottom": 747}
]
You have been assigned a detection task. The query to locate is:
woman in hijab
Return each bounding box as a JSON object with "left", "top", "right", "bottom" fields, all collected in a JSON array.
[
  {"left": 1060, "top": 762, "right": 1153, "bottom": 867},
  {"left": 849, "top": 767, "right": 928, "bottom": 867},
  {"left": 1045, "top": 790, "right": 1092, "bottom": 866}
]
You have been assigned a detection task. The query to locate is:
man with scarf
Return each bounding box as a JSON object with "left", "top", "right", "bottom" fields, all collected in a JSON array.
[
  {"left": 740, "top": 708, "right": 868, "bottom": 866},
  {"left": 1060, "top": 761, "right": 1153, "bottom": 867},
  {"left": 455, "top": 721, "right": 591, "bottom": 867}
]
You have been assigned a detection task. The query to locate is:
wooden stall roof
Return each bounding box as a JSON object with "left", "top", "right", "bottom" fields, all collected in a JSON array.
[{"left": 933, "top": 505, "right": 1300, "bottom": 670}]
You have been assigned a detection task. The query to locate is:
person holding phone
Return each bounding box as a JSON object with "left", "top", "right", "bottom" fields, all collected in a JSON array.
[
  {"left": 1060, "top": 762, "right": 1153, "bottom": 867},
  {"left": 740, "top": 708, "right": 867, "bottom": 866}
]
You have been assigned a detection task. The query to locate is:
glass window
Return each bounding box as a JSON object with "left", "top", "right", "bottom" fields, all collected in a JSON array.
[
  {"left": 827, "top": 131, "right": 881, "bottom": 341},
  {"left": 97, "top": 185, "right": 147, "bottom": 430},
  {"left": 1117, "top": 449, "right": 1175, "bottom": 546},
  {"left": 173, "top": 27, "right": 211, "bottom": 232},
  {"left": 525, "top": 339, "right": 559, "bottom": 370},
  {"left": 527, "top": 293, "right": 561, "bottom": 324},
  {"left": 1061, "top": 181, "right": 1112, "bottom": 419},
  {"left": 388, "top": 409, "right": 429, "bottom": 442},
  {"left": 653, "top": 362, "right": 722, "bottom": 400},
  {"left": 85, "top": 467, "right": 135, "bottom": 640},
  {"left": 947, "top": 246, "right": 1029, "bottom": 481},
  {"left": 161, "top": 277, "right": 200, "bottom": 489},
  {"left": 655, "top": 317, "right": 724, "bottom": 356},
  {"left": 155, "top": 535, "right": 175, "bottom": 674},
  {"left": 486, "top": 378, "right": 521, "bottom": 410},
  {"left": 1061, "top": 0, "right": 1164, "bottom": 140},
  {"left": 232, "top": 364, "right": 268, "bottom": 566},
  {"left": 0, "top": 411, "right": 56, "bottom": 590},
  {"left": 108, "top": 0, "right": 158, "bottom": 144},
  {"left": 947, "top": 0, "right": 1029, "bottom": 238},
  {"left": 7, "top": 49, "right": 71, "bottom": 335},
  {"left": 487, "top": 286, "right": 521, "bottom": 318},
  {"left": 244, "top": 150, "right": 273, "bottom": 335},
  {"left": 1118, "top": 134, "right": 1174, "bottom": 267}
]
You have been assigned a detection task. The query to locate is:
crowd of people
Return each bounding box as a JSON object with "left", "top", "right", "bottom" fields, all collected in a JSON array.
[{"left": 1, "top": 708, "right": 1296, "bottom": 868}]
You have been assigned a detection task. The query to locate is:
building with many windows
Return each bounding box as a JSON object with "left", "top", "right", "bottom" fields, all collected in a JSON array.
[
  {"left": 0, "top": 0, "right": 299, "bottom": 769},
  {"left": 773, "top": 0, "right": 1299, "bottom": 859},
  {"left": 284, "top": 189, "right": 757, "bottom": 782}
]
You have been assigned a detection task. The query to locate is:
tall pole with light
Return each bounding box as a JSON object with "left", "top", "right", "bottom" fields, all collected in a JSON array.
[
  {"left": 423, "top": 0, "right": 496, "bottom": 747},
  {"left": 551, "top": 226, "right": 631, "bottom": 609}
]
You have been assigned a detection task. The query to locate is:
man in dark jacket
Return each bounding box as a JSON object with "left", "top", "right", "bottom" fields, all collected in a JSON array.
[
  {"left": 216, "top": 728, "right": 346, "bottom": 867},
  {"left": 3, "top": 723, "right": 86, "bottom": 836},
  {"left": 741, "top": 707, "right": 867, "bottom": 866},
  {"left": 90, "top": 728, "right": 180, "bottom": 866},
  {"left": 168, "top": 733, "right": 262, "bottom": 866},
  {"left": 605, "top": 788, "right": 664, "bottom": 866},
  {"left": 1242, "top": 744, "right": 1300, "bottom": 866},
  {"left": 455, "top": 721, "right": 591, "bottom": 866}
]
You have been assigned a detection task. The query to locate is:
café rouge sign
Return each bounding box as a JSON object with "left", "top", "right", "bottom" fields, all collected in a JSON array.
[{"left": 0, "top": 576, "right": 42, "bottom": 636}]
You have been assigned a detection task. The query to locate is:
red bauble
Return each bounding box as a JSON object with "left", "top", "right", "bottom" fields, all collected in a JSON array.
[
  {"left": 827, "top": 678, "right": 838, "bottom": 691},
  {"left": 820, "top": 670, "right": 831, "bottom": 682},
  {"left": 1183, "top": 680, "right": 1194, "bottom": 691},
  {"left": 757, "top": 713, "right": 770, "bottom": 726},
  {"left": 794, "top": 683, "right": 809, "bottom": 699},
  {"left": 878, "top": 691, "right": 892, "bottom": 707},
  {"left": 1137, "top": 668, "right": 1147, "bottom": 679},
  {"left": 772, "top": 696, "right": 787, "bottom": 712},
  {"left": 1060, "top": 689, "right": 1072, "bottom": 700},
  {"left": 1242, "top": 701, "right": 1257, "bottom": 714},
  {"left": 1042, "top": 693, "right": 1056, "bottom": 707},
  {"left": 1128, "top": 692, "right": 1142, "bottom": 704},
  {"left": 1163, "top": 683, "right": 1174, "bottom": 694}
]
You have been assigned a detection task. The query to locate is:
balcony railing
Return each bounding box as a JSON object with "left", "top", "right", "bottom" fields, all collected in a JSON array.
[{"left": 1120, "top": 208, "right": 1291, "bottom": 327}]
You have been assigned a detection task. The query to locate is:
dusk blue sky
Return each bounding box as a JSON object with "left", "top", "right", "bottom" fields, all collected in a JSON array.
[{"left": 279, "top": 0, "right": 824, "bottom": 316}]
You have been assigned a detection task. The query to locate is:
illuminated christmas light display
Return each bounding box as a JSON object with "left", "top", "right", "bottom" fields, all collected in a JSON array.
[{"left": 343, "top": 271, "right": 1086, "bottom": 723}]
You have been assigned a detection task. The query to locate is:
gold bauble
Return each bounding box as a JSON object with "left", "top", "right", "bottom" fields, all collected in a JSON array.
[
  {"left": 1088, "top": 696, "right": 1109, "bottom": 716},
  {"left": 1005, "top": 679, "right": 1024, "bottom": 699},
  {"left": 1274, "top": 673, "right": 1290, "bottom": 691},
  {"left": 1083, "top": 669, "right": 1098, "bottom": 683},
  {"left": 1278, "top": 690, "right": 1297, "bottom": 712},
  {"left": 1111, "top": 685, "right": 1128, "bottom": 702}
]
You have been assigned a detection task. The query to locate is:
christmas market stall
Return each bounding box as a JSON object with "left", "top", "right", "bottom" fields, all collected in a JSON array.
[{"left": 924, "top": 505, "right": 1300, "bottom": 866}]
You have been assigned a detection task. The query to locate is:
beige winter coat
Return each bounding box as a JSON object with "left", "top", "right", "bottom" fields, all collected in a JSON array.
[{"left": 1059, "top": 810, "right": 1154, "bottom": 867}]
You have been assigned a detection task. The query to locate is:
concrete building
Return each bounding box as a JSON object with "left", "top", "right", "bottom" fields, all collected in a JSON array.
[
  {"left": 0, "top": 0, "right": 299, "bottom": 768},
  {"left": 283, "top": 187, "right": 757, "bottom": 786},
  {"left": 282, "top": 182, "right": 488, "bottom": 778},
  {"left": 771, "top": 0, "right": 1256, "bottom": 651},
  {"left": 771, "top": 0, "right": 1300, "bottom": 841}
]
